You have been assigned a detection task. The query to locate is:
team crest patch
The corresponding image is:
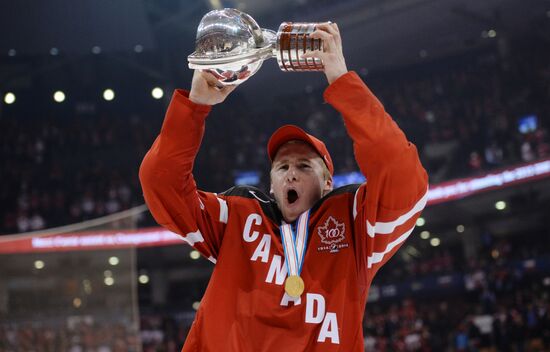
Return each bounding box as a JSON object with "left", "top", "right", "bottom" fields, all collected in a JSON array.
[{"left": 317, "top": 216, "right": 349, "bottom": 253}]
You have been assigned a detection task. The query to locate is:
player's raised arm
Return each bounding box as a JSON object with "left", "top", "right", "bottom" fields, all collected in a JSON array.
[
  {"left": 308, "top": 23, "right": 429, "bottom": 276},
  {"left": 332, "top": 73, "right": 429, "bottom": 276},
  {"left": 139, "top": 71, "right": 235, "bottom": 263}
]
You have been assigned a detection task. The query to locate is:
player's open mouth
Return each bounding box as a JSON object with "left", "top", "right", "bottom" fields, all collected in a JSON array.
[{"left": 287, "top": 189, "right": 299, "bottom": 204}]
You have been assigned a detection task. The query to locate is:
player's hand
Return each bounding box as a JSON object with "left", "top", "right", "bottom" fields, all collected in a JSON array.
[
  {"left": 189, "top": 70, "right": 237, "bottom": 106},
  {"left": 301, "top": 22, "right": 348, "bottom": 85}
]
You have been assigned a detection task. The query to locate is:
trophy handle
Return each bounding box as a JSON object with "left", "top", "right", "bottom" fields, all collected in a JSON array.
[{"left": 238, "top": 12, "right": 266, "bottom": 48}]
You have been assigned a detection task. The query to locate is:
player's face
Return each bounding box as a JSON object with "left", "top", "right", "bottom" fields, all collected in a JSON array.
[{"left": 270, "top": 141, "right": 333, "bottom": 223}]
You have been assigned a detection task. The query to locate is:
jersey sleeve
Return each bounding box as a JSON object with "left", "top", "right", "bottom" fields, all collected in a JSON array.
[
  {"left": 324, "top": 71, "right": 429, "bottom": 278},
  {"left": 139, "top": 90, "right": 228, "bottom": 264}
]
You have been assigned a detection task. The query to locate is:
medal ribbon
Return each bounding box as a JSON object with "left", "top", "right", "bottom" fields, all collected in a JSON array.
[{"left": 280, "top": 210, "right": 310, "bottom": 278}]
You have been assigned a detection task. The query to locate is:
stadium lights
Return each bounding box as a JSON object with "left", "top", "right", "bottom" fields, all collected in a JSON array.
[
  {"left": 108, "top": 256, "right": 119, "bottom": 266},
  {"left": 192, "top": 301, "right": 201, "bottom": 310},
  {"left": 73, "top": 297, "right": 82, "bottom": 308},
  {"left": 152, "top": 87, "right": 164, "bottom": 99},
  {"left": 53, "top": 91, "right": 65, "bottom": 103},
  {"left": 34, "top": 260, "right": 45, "bottom": 269},
  {"left": 8, "top": 49, "right": 16, "bottom": 57},
  {"left": 134, "top": 44, "right": 143, "bottom": 53},
  {"left": 104, "top": 277, "right": 115, "bottom": 286},
  {"left": 50, "top": 47, "right": 59, "bottom": 56},
  {"left": 103, "top": 89, "right": 115, "bottom": 101},
  {"left": 420, "top": 231, "right": 430, "bottom": 239},
  {"left": 416, "top": 217, "right": 425, "bottom": 226},
  {"left": 190, "top": 250, "right": 201, "bottom": 260},
  {"left": 482, "top": 29, "right": 497, "bottom": 39},
  {"left": 4, "top": 92, "right": 16, "bottom": 104},
  {"left": 430, "top": 238, "right": 441, "bottom": 247},
  {"left": 495, "top": 201, "right": 507, "bottom": 210},
  {"left": 139, "top": 274, "right": 150, "bottom": 284},
  {"left": 92, "top": 46, "right": 101, "bottom": 54},
  {"left": 456, "top": 225, "right": 465, "bottom": 233}
]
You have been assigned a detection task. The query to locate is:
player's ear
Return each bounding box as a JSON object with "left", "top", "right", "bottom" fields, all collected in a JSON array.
[{"left": 323, "top": 176, "right": 333, "bottom": 194}]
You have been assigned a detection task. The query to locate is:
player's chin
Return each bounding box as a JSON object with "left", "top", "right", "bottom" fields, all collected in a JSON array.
[{"left": 282, "top": 202, "right": 307, "bottom": 222}]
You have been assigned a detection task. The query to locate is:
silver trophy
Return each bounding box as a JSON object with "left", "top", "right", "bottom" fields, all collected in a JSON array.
[{"left": 188, "top": 8, "right": 326, "bottom": 86}]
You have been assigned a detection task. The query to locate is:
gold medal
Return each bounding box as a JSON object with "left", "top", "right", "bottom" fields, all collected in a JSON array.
[{"left": 284, "top": 275, "right": 305, "bottom": 297}]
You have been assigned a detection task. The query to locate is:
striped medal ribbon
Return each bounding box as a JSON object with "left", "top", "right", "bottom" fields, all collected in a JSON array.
[{"left": 280, "top": 210, "right": 310, "bottom": 298}]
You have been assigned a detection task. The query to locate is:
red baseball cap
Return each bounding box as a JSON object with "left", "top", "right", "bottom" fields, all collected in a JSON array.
[{"left": 267, "top": 124, "right": 334, "bottom": 176}]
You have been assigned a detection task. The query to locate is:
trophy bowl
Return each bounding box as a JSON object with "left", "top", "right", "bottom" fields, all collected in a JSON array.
[{"left": 188, "top": 8, "right": 276, "bottom": 86}]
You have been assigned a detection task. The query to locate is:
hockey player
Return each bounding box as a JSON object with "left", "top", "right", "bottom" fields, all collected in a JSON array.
[{"left": 140, "top": 23, "right": 428, "bottom": 351}]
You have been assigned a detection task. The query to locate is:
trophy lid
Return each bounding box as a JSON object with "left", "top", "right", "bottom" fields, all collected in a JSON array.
[{"left": 188, "top": 8, "right": 275, "bottom": 66}]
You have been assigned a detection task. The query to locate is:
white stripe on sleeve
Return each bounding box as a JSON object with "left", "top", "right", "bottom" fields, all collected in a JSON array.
[
  {"left": 366, "top": 187, "right": 428, "bottom": 238},
  {"left": 367, "top": 224, "right": 415, "bottom": 268},
  {"left": 181, "top": 230, "right": 204, "bottom": 246}
]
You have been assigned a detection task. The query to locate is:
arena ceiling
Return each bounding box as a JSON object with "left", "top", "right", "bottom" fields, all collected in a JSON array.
[{"left": 1, "top": 0, "right": 548, "bottom": 96}]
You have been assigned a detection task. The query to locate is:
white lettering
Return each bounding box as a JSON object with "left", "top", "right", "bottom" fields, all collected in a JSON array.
[
  {"left": 280, "top": 293, "right": 301, "bottom": 306},
  {"left": 305, "top": 293, "right": 325, "bottom": 324},
  {"left": 265, "top": 255, "right": 287, "bottom": 285},
  {"left": 318, "top": 312, "right": 340, "bottom": 344},
  {"left": 251, "top": 234, "right": 271, "bottom": 263},
  {"left": 243, "top": 213, "right": 262, "bottom": 242}
]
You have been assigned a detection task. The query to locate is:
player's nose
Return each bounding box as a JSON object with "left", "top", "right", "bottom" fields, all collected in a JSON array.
[{"left": 286, "top": 166, "right": 299, "bottom": 182}]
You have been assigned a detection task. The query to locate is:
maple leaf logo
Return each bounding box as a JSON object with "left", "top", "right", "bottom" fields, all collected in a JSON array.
[{"left": 317, "top": 216, "right": 346, "bottom": 245}]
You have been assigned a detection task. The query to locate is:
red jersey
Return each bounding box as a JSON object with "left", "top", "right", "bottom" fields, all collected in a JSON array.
[{"left": 139, "top": 72, "right": 429, "bottom": 351}]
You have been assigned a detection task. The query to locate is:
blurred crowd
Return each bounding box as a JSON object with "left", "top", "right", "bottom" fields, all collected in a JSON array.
[
  {"left": 375, "top": 229, "right": 549, "bottom": 286},
  {"left": 0, "top": 114, "right": 158, "bottom": 234},
  {"left": 0, "top": 321, "right": 140, "bottom": 352},
  {"left": 363, "top": 234, "right": 550, "bottom": 351},
  {"left": 1, "top": 37, "right": 549, "bottom": 236},
  {"left": 362, "top": 281, "right": 550, "bottom": 352}
]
